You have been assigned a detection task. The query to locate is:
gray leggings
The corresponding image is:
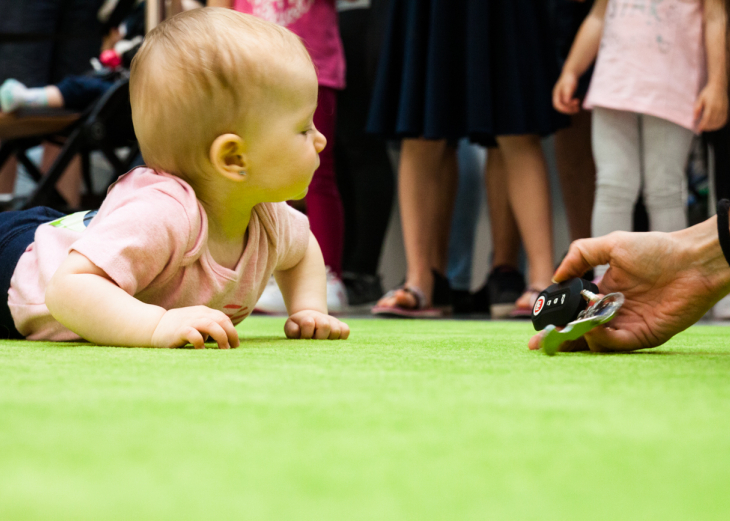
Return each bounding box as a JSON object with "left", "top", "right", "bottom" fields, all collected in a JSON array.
[{"left": 591, "top": 107, "right": 694, "bottom": 239}]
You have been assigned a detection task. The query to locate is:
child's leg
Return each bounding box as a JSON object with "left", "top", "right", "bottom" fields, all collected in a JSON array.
[
  {"left": 55, "top": 76, "right": 113, "bottom": 111},
  {"left": 641, "top": 114, "right": 694, "bottom": 233},
  {"left": 0, "top": 79, "right": 63, "bottom": 112},
  {"left": 306, "top": 86, "right": 344, "bottom": 275},
  {"left": 555, "top": 109, "right": 595, "bottom": 242},
  {"left": 591, "top": 107, "right": 642, "bottom": 238},
  {"left": 494, "top": 134, "right": 554, "bottom": 291}
]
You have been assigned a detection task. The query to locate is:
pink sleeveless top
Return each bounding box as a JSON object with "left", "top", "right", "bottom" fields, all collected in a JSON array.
[
  {"left": 584, "top": 0, "right": 706, "bottom": 131},
  {"left": 233, "top": 0, "right": 345, "bottom": 90}
]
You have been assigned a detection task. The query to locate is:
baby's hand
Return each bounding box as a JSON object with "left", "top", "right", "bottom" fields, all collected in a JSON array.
[
  {"left": 151, "top": 306, "right": 240, "bottom": 349},
  {"left": 694, "top": 82, "right": 729, "bottom": 132},
  {"left": 553, "top": 72, "right": 581, "bottom": 114},
  {"left": 284, "top": 310, "right": 350, "bottom": 340}
]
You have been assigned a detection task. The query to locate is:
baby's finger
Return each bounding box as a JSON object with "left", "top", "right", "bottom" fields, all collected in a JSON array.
[
  {"left": 284, "top": 318, "right": 301, "bottom": 339},
  {"left": 201, "top": 321, "right": 230, "bottom": 349},
  {"left": 184, "top": 327, "right": 206, "bottom": 349},
  {"left": 217, "top": 316, "right": 240, "bottom": 348},
  {"left": 314, "top": 320, "right": 331, "bottom": 340},
  {"left": 299, "top": 317, "right": 316, "bottom": 339},
  {"left": 339, "top": 321, "right": 350, "bottom": 339},
  {"left": 327, "top": 320, "right": 341, "bottom": 340}
]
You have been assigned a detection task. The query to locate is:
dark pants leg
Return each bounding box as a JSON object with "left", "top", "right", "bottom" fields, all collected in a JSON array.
[
  {"left": 336, "top": 5, "right": 395, "bottom": 275},
  {"left": 0, "top": 207, "right": 64, "bottom": 339}
]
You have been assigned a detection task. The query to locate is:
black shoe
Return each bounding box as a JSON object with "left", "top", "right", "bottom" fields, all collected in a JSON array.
[
  {"left": 473, "top": 265, "right": 525, "bottom": 318},
  {"left": 451, "top": 289, "right": 474, "bottom": 315},
  {"left": 342, "top": 272, "right": 384, "bottom": 306}
]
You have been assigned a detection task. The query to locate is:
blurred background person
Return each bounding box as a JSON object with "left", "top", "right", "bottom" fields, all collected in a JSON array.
[
  {"left": 0, "top": 0, "right": 111, "bottom": 209},
  {"left": 551, "top": 0, "right": 596, "bottom": 248},
  {"left": 554, "top": 0, "right": 728, "bottom": 279},
  {"left": 370, "top": 0, "right": 566, "bottom": 318},
  {"left": 334, "top": 0, "right": 395, "bottom": 308}
]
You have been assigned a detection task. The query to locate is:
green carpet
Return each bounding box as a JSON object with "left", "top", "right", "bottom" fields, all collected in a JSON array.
[{"left": 1, "top": 317, "right": 729, "bottom": 521}]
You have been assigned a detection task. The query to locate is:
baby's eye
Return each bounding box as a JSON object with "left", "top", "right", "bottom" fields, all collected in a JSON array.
[{"left": 301, "top": 128, "right": 312, "bottom": 135}]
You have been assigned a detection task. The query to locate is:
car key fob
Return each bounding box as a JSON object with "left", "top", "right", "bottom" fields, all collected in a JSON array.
[{"left": 531, "top": 278, "right": 600, "bottom": 331}]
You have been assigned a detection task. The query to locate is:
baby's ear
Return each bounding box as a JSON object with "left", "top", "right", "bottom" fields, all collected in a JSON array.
[{"left": 209, "top": 133, "right": 248, "bottom": 182}]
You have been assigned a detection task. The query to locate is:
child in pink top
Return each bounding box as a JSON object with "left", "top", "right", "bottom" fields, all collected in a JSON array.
[
  {"left": 0, "top": 8, "right": 350, "bottom": 346},
  {"left": 554, "top": 0, "right": 728, "bottom": 276},
  {"left": 212, "top": 0, "right": 355, "bottom": 312}
]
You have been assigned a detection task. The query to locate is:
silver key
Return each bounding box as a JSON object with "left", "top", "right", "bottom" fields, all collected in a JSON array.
[{"left": 540, "top": 291, "right": 625, "bottom": 356}]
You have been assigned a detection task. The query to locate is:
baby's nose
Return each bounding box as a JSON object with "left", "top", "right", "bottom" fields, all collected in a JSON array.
[{"left": 315, "top": 130, "right": 327, "bottom": 153}]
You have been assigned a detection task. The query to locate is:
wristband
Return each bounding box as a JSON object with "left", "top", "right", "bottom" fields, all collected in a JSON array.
[{"left": 717, "top": 199, "right": 730, "bottom": 268}]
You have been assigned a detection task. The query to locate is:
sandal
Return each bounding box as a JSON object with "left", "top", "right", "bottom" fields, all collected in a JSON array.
[
  {"left": 371, "top": 270, "right": 452, "bottom": 318},
  {"left": 508, "top": 287, "right": 543, "bottom": 318}
]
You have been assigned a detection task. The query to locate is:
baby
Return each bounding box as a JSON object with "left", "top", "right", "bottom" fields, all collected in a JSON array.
[{"left": 0, "top": 7, "right": 350, "bottom": 347}]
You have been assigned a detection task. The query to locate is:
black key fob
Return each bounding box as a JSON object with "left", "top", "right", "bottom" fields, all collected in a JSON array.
[{"left": 531, "top": 278, "right": 600, "bottom": 331}]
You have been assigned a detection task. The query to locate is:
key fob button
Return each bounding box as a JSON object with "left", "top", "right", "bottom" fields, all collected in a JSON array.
[{"left": 531, "top": 278, "right": 600, "bottom": 331}]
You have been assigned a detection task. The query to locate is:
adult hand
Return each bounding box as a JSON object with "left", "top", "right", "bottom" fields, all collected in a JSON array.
[
  {"left": 553, "top": 72, "right": 581, "bottom": 115},
  {"left": 151, "top": 306, "right": 240, "bottom": 349},
  {"left": 529, "top": 219, "right": 730, "bottom": 353},
  {"left": 694, "top": 82, "right": 729, "bottom": 132},
  {"left": 285, "top": 310, "right": 350, "bottom": 340}
]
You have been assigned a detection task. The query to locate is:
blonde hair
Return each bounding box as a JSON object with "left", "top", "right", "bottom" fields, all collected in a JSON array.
[{"left": 130, "top": 7, "right": 311, "bottom": 177}]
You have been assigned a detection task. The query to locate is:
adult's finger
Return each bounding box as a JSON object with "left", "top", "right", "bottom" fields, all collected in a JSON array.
[
  {"left": 553, "top": 236, "right": 615, "bottom": 282},
  {"left": 583, "top": 325, "right": 643, "bottom": 352}
]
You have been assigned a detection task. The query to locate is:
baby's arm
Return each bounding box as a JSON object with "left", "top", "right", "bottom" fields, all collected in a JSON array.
[
  {"left": 695, "top": 0, "right": 728, "bottom": 132},
  {"left": 45, "top": 251, "right": 239, "bottom": 349},
  {"left": 553, "top": 0, "right": 608, "bottom": 114},
  {"left": 274, "top": 232, "right": 350, "bottom": 340}
]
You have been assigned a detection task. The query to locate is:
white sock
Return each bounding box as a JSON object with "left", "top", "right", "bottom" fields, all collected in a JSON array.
[{"left": 0, "top": 79, "right": 48, "bottom": 112}]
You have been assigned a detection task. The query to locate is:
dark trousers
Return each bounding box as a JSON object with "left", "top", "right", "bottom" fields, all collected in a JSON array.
[
  {"left": 56, "top": 75, "right": 113, "bottom": 110},
  {"left": 336, "top": 3, "right": 395, "bottom": 275},
  {"left": 0, "top": 207, "right": 64, "bottom": 339}
]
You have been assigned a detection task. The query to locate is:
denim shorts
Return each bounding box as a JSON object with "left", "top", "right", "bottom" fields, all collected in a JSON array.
[{"left": 0, "top": 207, "right": 64, "bottom": 339}]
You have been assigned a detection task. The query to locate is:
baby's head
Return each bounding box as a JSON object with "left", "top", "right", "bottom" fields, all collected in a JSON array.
[{"left": 130, "top": 8, "right": 325, "bottom": 201}]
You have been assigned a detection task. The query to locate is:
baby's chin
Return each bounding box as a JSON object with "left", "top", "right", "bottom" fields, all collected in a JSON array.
[{"left": 291, "top": 187, "right": 308, "bottom": 200}]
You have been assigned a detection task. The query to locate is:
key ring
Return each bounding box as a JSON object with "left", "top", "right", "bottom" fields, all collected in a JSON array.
[{"left": 540, "top": 292, "right": 625, "bottom": 356}]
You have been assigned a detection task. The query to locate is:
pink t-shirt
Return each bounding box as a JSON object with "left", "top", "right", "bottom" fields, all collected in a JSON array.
[
  {"left": 233, "top": 0, "right": 345, "bottom": 90},
  {"left": 8, "top": 168, "right": 310, "bottom": 341},
  {"left": 585, "top": 0, "right": 706, "bottom": 131}
]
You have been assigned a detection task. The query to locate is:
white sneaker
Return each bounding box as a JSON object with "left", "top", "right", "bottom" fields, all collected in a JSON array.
[
  {"left": 254, "top": 276, "right": 287, "bottom": 314},
  {"left": 327, "top": 268, "right": 348, "bottom": 313},
  {"left": 254, "top": 270, "right": 349, "bottom": 315},
  {"left": 713, "top": 294, "right": 730, "bottom": 319}
]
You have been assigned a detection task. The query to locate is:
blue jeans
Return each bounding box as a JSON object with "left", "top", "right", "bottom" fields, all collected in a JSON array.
[{"left": 0, "top": 207, "right": 64, "bottom": 339}]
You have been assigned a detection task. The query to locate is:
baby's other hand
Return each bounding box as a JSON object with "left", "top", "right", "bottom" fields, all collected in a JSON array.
[
  {"left": 553, "top": 72, "right": 581, "bottom": 114},
  {"left": 151, "top": 306, "right": 240, "bottom": 349},
  {"left": 285, "top": 310, "right": 350, "bottom": 340},
  {"left": 694, "top": 82, "right": 729, "bottom": 132}
]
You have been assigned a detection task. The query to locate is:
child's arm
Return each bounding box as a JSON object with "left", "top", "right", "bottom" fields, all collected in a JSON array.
[
  {"left": 695, "top": 0, "right": 728, "bottom": 132},
  {"left": 274, "top": 232, "right": 350, "bottom": 340},
  {"left": 553, "top": 0, "right": 609, "bottom": 114},
  {"left": 45, "top": 251, "right": 240, "bottom": 349}
]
